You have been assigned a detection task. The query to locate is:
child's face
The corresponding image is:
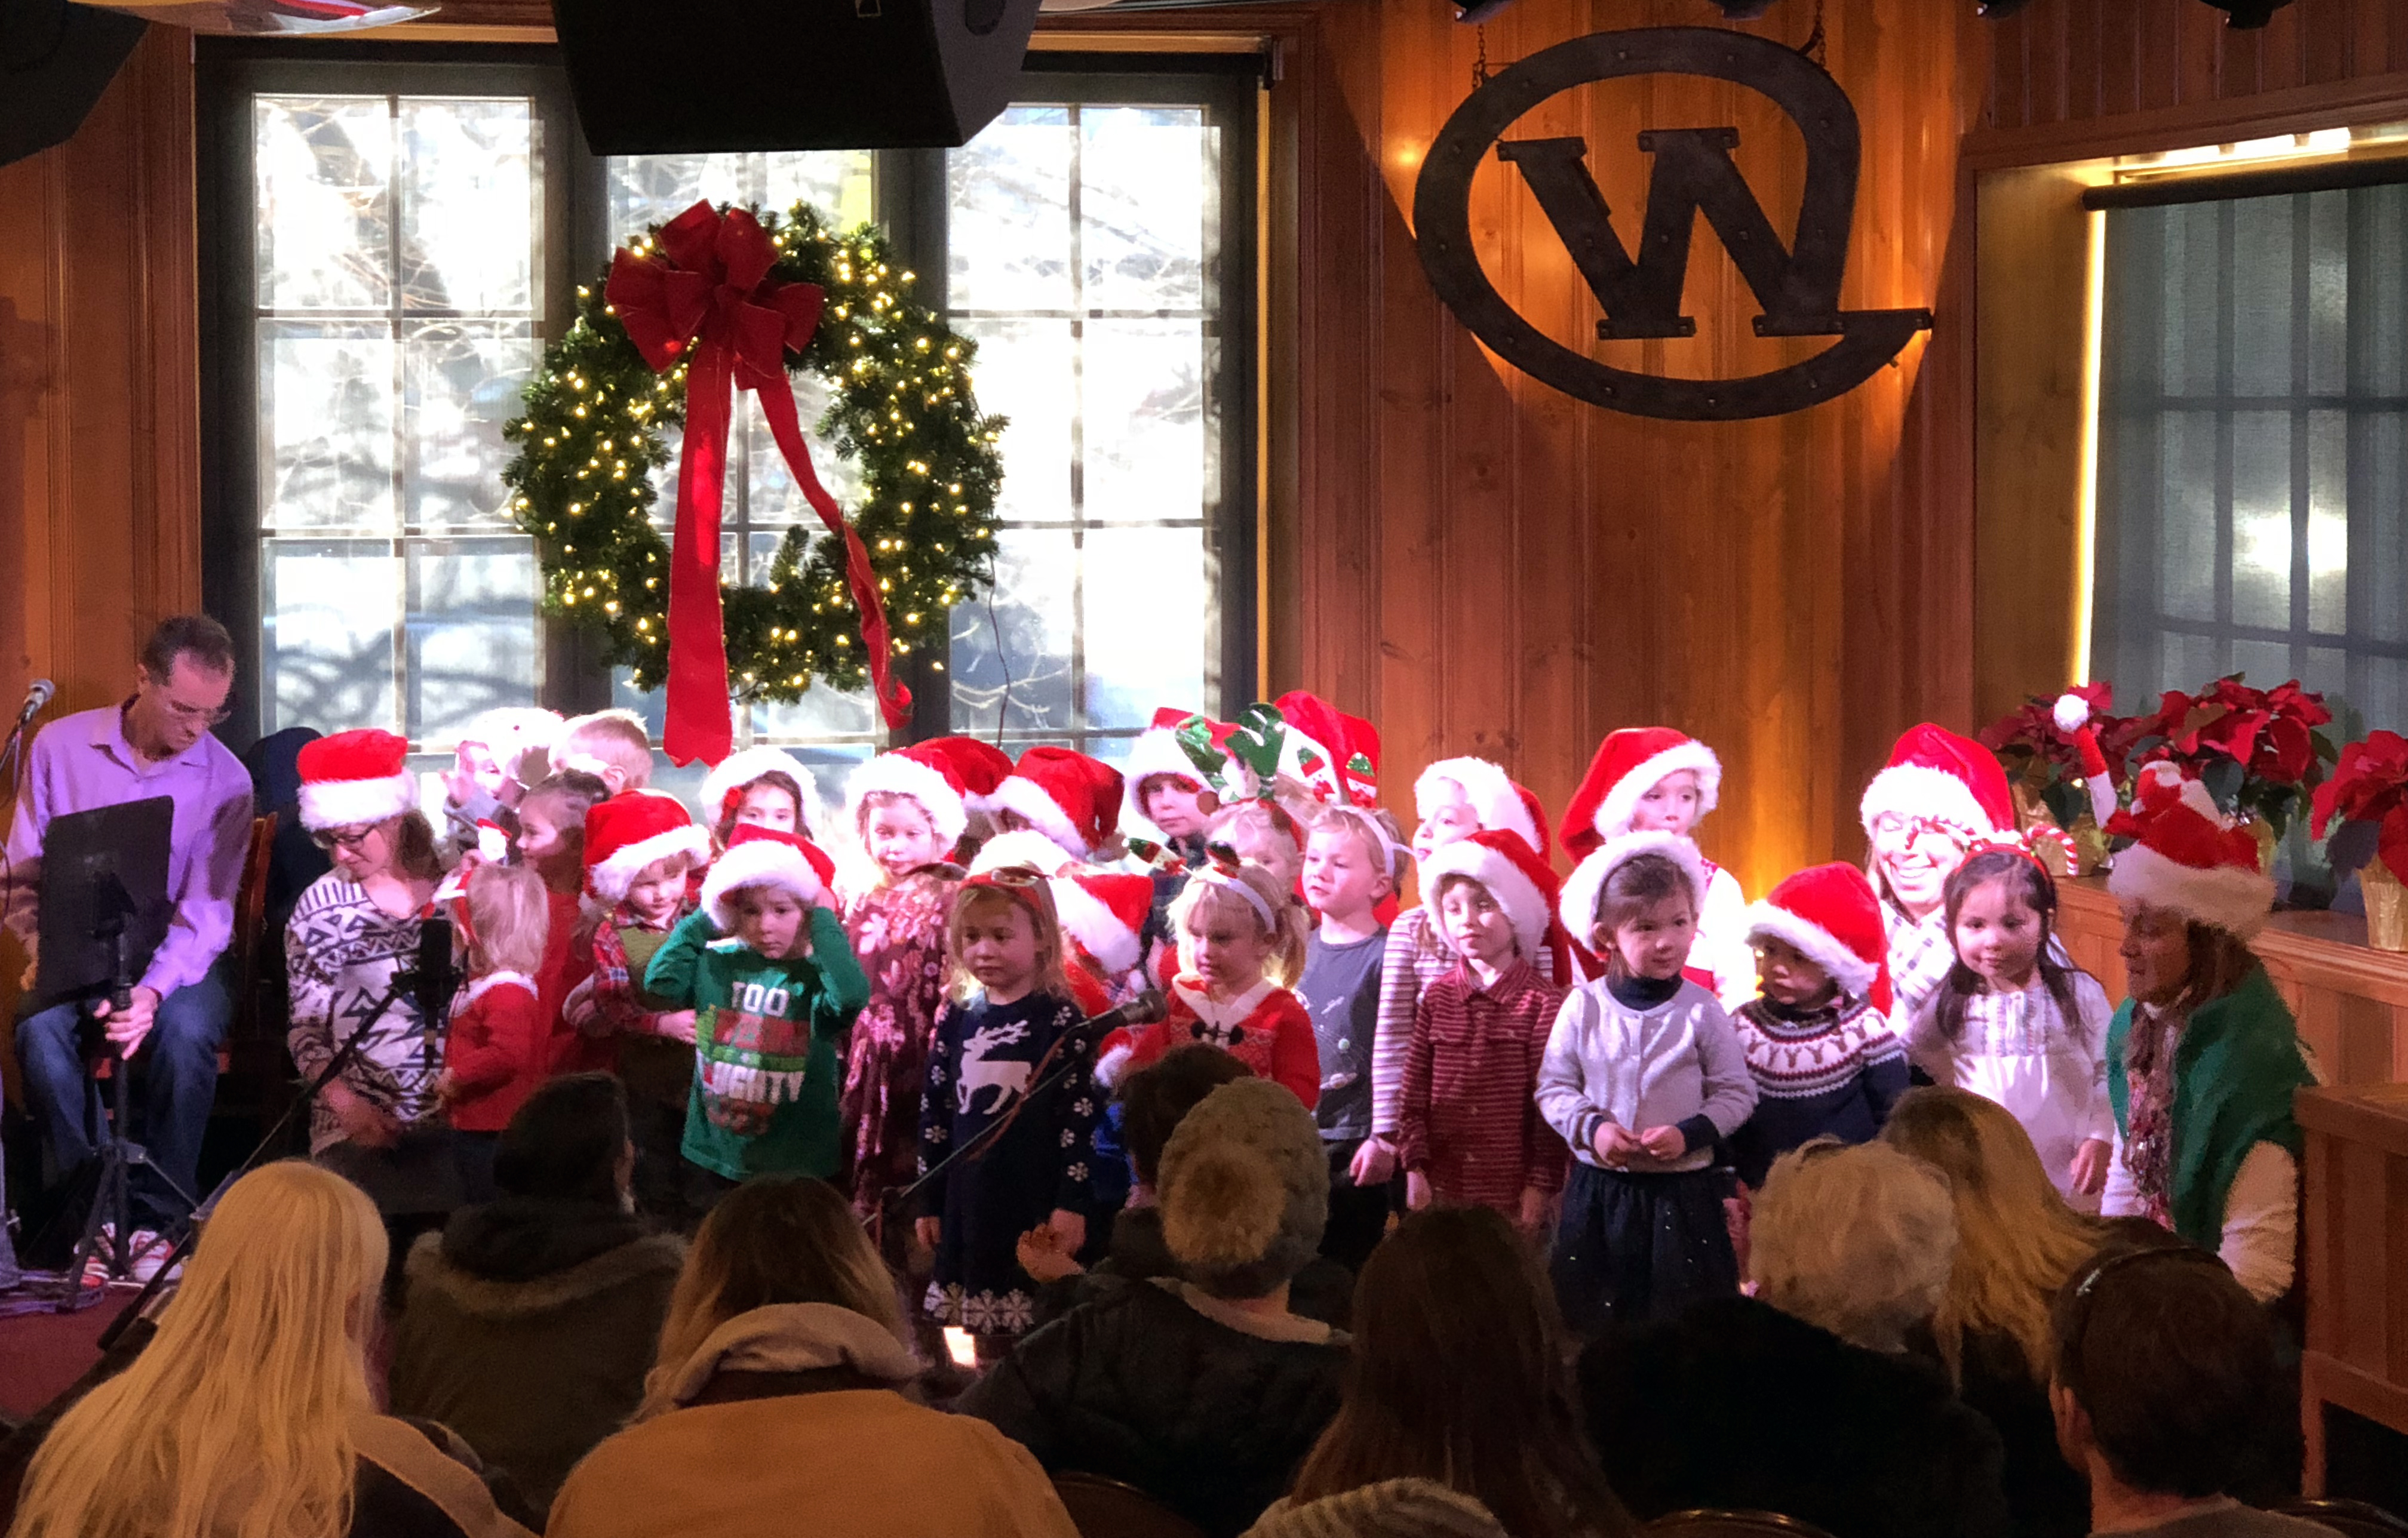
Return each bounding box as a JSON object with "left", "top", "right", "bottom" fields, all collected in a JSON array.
[
  {"left": 734, "top": 782, "right": 802, "bottom": 837},
  {"left": 1141, "top": 776, "right": 1217, "bottom": 839},
  {"left": 732, "top": 887, "right": 808, "bottom": 959},
  {"left": 625, "top": 855, "right": 689, "bottom": 927},
  {"left": 1597, "top": 893, "right": 1695, "bottom": 981},
  {"left": 1953, "top": 876, "right": 2044, "bottom": 989},
  {"left": 864, "top": 798, "right": 945, "bottom": 878},
  {"left": 1182, "top": 900, "right": 1273, "bottom": 996},
  {"left": 1412, "top": 783, "right": 1479, "bottom": 864},
  {"left": 514, "top": 799, "right": 577, "bottom": 869},
  {"left": 957, "top": 894, "right": 1043, "bottom": 998},
  {"left": 1755, "top": 936, "right": 1836, "bottom": 1009},
  {"left": 1629, "top": 769, "right": 1703, "bottom": 838},
  {"left": 455, "top": 741, "right": 505, "bottom": 799},
  {"left": 1438, "top": 878, "right": 1518, "bottom": 971},
  {"left": 1301, "top": 827, "right": 1391, "bottom": 920}
]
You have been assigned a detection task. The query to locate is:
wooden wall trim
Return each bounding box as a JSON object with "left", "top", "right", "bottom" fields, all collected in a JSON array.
[{"left": 1969, "top": 65, "right": 2408, "bottom": 171}]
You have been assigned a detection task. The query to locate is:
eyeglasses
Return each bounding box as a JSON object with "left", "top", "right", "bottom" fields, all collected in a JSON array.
[
  {"left": 310, "top": 825, "right": 380, "bottom": 853},
  {"left": 142, "top": 674, "right": 235, "bottom": 726}
]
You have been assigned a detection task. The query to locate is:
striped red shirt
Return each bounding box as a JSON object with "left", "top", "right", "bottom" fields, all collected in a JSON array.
[{"left": 1399, "top": 956, "right": 1570, "bottom": 1214}]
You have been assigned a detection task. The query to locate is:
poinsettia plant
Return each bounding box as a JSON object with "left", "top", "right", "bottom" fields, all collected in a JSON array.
[
  {"left": 2123, "top": 674, "right": 2338, "bottom": 839},
  {"left": 2311, "top": 730, "right": 2408, "bottom": 885},
  {"left": 1981, "top": 681, "right": 2129, "bottom": 833}
]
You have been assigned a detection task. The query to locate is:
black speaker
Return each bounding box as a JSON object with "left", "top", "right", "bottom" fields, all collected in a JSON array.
[
  {"left": 0, "top": 0, "right": 148, "bottom": 169},
  {"left": 551, "top": 0, "right": 1045, "bottom": 155}
]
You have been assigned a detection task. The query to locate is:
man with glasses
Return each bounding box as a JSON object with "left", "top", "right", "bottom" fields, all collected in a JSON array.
[{"left": 4, "top": 614, "right": 254, "bottom": 1275}]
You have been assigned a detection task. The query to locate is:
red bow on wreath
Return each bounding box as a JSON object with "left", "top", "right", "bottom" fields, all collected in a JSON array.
[{"left": 606, "top": 201, "right": 911, "bottom": 765}]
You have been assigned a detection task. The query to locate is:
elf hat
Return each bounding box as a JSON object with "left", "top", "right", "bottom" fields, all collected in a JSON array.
[
  {"left": 990, "top": 746, "right": 1125, "bottom": 860},
  {"left": 916, "top": 735, "right": 1015, "bottom": 813},
  {"left": 1416, "top": 757, "right": 1551, "bottom": 862},
  {"left": 2106, "top": 761, "right": 2274, "bottom": 938},
  {"left": 1054, "top": 869, "right": 1155, "bottom": 976},
  {"left": 1559, "top": 728, "right": 1724, "bottom": 862},
  {"left": 1744, "top": 862, "right": 1893, "bottom": 1013},
  {"left": 1159, "top": 1078, "right": 1329, "bottom": 1299},
  {"left": 1559, "top": 830, "right": 1710, "bottom": 942},
  {"left": 1271, "top": 690, "right": 1380, "bottom": 808},
  {"left": 584, "top": 790, "right": 713, "bottom": 904},
  {"left": 701, "top": 824, "right": 836, "bottom": 930},
  {"left": 1418, "top": 828, "right": 1560, "bottom": 961},
  {"left": 847, "top": 740, "right": 975, "bottom": 848},
  {"left": 1122, "top": 707, "right": 1238, "bottom": 825},
  {"left": 968, "top": 828, "right": 1083, "bottom": 878},
  {"left": 299, "top": 729, "right": 421, "bottom": 831},
  {"left": 1859, "top": 723, "right": 2016, "bottom": 843},
  {"left": 699, "top": 746, "right": 821, "bottom": 830}
]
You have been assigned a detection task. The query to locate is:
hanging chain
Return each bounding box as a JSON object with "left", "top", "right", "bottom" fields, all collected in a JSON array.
[
  {"left": 1473, "top": 23, "right": 1491, "bottom": 90},
  {"left": 1797, "top": 0, "right": 1827, "bottom": 65}
]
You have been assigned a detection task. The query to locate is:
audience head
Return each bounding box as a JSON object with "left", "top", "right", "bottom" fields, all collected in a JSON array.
[
  {"left": 494, "top": 1071, "right": 635, "bottom": 1208},
  {"left": 463, "top": 859, "right": 550, "bottom": 979},
  {"left": 645, "top": 1176, "right": 901, "bottom": 1417},
  {"left": 1170, "top": 857, "right": 1310, "bottom": 991},
  {"left": 1750, "top": 1139, "right": 1957, "bottom": 1354},
  {"left": 1120, "top": 1044, "right": 1253, "bottom": 1188},
  {"left": 128, "top": 613, "right": 236, "bottom": 760},
  {"left": 2050, "top": 1242, "right": 2274, "bottom": 1501},
  {"left": 1157, "top": 1078, "right": 1328, "bottom": 1302},
  {"left": 1882, "top": 1087, "right": 2106, "bottom": 1382},
  {"left": 13, "top": 1162, "right": 385, "bottom": 1538},
  {"left": 1291, "top": 1206, "right": 1632, "bottom": 1538},
  {"left": 552, "top": 708, "right": 653, "bottom": 795}
]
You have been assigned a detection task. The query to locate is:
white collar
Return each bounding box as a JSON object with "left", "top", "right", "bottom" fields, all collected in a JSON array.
[
  {"left": 463, "top": 971, "right": 538, "bottom": 1006},
  {"left": 661, "top": 1303, "right": 919, "bottom": 1407},
  {"left": 1173, "top": 976, "right": 1277, "bottom": 1026}
]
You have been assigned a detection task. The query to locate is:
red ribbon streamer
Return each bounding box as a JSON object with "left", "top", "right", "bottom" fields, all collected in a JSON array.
[{"left": 604, "top": 201, "right": 912, "bottom": 765}]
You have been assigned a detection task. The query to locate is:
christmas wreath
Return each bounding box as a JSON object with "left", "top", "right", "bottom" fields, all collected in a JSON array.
[{"left": 502, "top": 198, "right": 1006, "bottom": 758}]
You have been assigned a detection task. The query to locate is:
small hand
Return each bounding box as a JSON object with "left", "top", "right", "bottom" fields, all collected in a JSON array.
[
  {"left": 1518, "top": 1185, "right": 1552, "bottom": 1234},
  {"left": 655, "top": 1009, "right": 698, "bottom": 1045},
  {"left": 1405, "top": 1169, "right": 1433, "bottom": 1211},
  {"left": 915, "top": 1216, "right": 942, "bottom": 1251},
  {"left": 92, "top": 986, "right": 161, "bottom": 1056},
  {"left": 2071, "top": 1137, "right": 2112, "bottom": 1197},
  {"left": 325, "top": 1084, "right": 403, "bottom": 1150},
  {"left": 1593, "top": 1122, "right": 1644, "bottom": 1167},
  {"left": 1637, "top": 1124, "right": 1687, "bottom": 1161},
  {"left": 1046, "top": 1208, "right": 1086, "bottom": 1257},
  {"left": 1016, "top": 1223, "right": 1085, "bottom": 1285},
  {"left": 432, "top": 1070, "right": 459, "bottom": 1106},
  {"left": 1350, "top": 1136, "right": 1398, "bottom": 1186}
]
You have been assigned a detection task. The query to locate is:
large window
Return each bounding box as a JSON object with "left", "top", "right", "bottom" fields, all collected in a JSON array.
[
  {"left": 201, "top": 50, "right": 1257, "bottom": 798},
  {"left": 2093, "top": 174, "right": 2408, "bottom": 733}
]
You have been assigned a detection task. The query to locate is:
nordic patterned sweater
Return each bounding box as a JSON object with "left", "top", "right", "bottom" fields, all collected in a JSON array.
[
  {"left": 1727, "top": 993, "right": 1909, "bottom": 1188},
  {"left": 643, "top": 905, "right": 870, "bottom": 1181}
]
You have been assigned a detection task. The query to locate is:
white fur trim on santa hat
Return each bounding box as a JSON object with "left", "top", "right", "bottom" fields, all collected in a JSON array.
[
  {"left": 968, "top": 828, "right": 1080, "bottom": 878},
  {"left": 1416, "top": 758, "right": 1542, "bottom": 851},
  {"left": 299, "top": 772, "right": 421, "bottom": 832},
  {"left": 1418, "top": 838, "right": 1550, "bottom": 961},
  {"left": 1558, "top": 831, "right": 1710, "bottom": 943},
  {"left": 1742, "top": 902, "right": 1879, "bottom": 1001},
  {"left": 1859, "top": 762, "right": 2002, "bottom": 840},
  {"left": 2107, "top": 842, "right": 2275, "bottom": 940},
  {"left": 988, "top": 773, "right": 1094, "bottom": 859},
  {"left": 591, "top": 823, "right": 714, "bottom": 905},
  {"left": 847, "top": 752, "right": 968, "bottom": 847},
  {"left": 1052, "top": 877, "right": 1142, "bottom": 975},
  {"left": 699, "top": 747, "right": 821, "bottom": 825},
  {"left": 702, "top": 839, "right": 827, "bottom": 930},
  {"left": 1592, "top": 739, "right": 1722, "bottom": 842}
]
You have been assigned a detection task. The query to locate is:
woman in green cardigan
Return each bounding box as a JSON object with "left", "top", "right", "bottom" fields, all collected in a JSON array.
[{"left": 2099, "top": 765, "right": 2317, "bottom": 1305}]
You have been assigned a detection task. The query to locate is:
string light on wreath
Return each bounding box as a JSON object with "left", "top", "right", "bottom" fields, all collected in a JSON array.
[{"left": 501, "top": 201, "right": 1006, "bottom": 731}]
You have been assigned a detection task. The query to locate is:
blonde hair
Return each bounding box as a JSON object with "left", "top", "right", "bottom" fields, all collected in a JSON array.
[
  {"left": 1310, "top": 803, "right": 1406, "bottom": 890},
  {"left": 1207, "top": 799, "right": 1308, "bottom": 894},
  {"left": 1750, "top": 1139, "right": 1957, "bottom": 1353},
  {"left": 465, "top": 860, "right": 551, "bottom": 978},
  {"left": 13, "top": 1162, "right": 387, "bottom": 1538},
  {"left": 1881, "top": 1087, "right": 2109, "bottom": 1383},
  {"left": 641, "top": 1175, "right": 904, "bottom": 1420},
  {"left": 1168, "top": 861, "right": 1310, "bottom": 988},
  {"left": 555, "top": 709, "right": 653, "bottom": 789},
  {"left": 944, "top": 876, "right": 1073, "bottom": 1002}
]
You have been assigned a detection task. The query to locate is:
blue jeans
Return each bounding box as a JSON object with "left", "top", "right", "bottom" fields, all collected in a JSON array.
[{"left": 16, "top": 965, "right": 229, "bottom": 1233}]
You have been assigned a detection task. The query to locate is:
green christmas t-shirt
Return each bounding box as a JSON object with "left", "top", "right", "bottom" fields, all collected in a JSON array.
[{"left": 643, "top": 905, "right": 870, "bottom": 1181}]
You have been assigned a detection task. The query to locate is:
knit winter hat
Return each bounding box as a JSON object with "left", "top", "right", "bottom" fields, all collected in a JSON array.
[
  {"left": 701, "top": 824, "right": 836, "bottom": 929},
  {"left": 297, "top": 729, "right": 420, "bottom": 831},
  {"left": 1859, "top": 723, "right": 2016, "bottom": 844},
  {"left": 1559, "top": 728, "right": 1724, "bottom": 862},
  {"left": 990, "top": 746, "right": 1125, "bottom": 860},
  {"left": 1418, "top": 829, "right": 1559, "bottom": 962},
  {"left": 1054, "top": 870, "right": 1154, "bottom": 976},
  {"left": 1271, "top": 690, "right": 1380, "bottom": 808},
  {"left": 846, "top": 739, "right": 975, "bottom": 848},
  {"left": 1558, "top": 829, "right": 1710, "bottom": 942},
  {"left": 699, "top": 746, "right": 821, "bottom": 830},
  {"left": 1157, "top": 1078, "right": 1329, "bottom": 1299},
  {"left": 1744, "top": 862, "right": 1893, "bottom": 1013},
  {"left": 584, "top": 790, "right": 712, "bottom": 905},
  {"left": 967, "top": 828, "right": 1083, "bottom": 878},
  {"left": 1415, "top": 756, "right": 1550, "bottom": 860},
  {"left": 2105, "top": 762, "right": 2275, "bottom": 938}
]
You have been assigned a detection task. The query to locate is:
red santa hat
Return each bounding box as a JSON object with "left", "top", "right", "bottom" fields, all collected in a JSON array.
[
  {"left": 1559, "top": 728, "right": 1724, "bottom": 862},
  {"left": 700, "top": 824, "right": 836, "bottom": 930},
  {"left": 2105, "top": 762, "right": 2274, "bottom": 939},
  {"left": 298, "top": 729, "right": 420, "bottom": 831},
  {"left": 1415, "top": 757, "right": 1550, "bottom": 861},
  {"left": 1271, "top": 690, "right": 1380, "bottom": 807},
  {"left": 584, "top": 790, "right": 712, "bottom": 905},
  {"left": 1859, "top": 723, "right": 2016, "bottom": 843},
  {"left": 1558, "top": 830, "right": 1710, "bottom": 942},
  {"left": 1743, "top": 863, "right": 1893, "bottom": 1013},
  {"left": 846, "top": 739, "right": 978, "bottom": 848},
  {"left": 1052, "top": 870, "right": 1154, "bottom": 976},
  {"left": 1122, "top": 708, "right": 1239, "bottom": 824},
  {"left": 968, "top": 828, "right": 1083, "bottom": 878},
  {"left": 699, "top": 746, "right": 821, "bottom": 829},
  {"left": 990, "top": 746, "right": 1125, "bottom": 860},
  {"left": 1418, "top": 829, "right": 1559, "bottom": 961},
  {"left": 917, "top": 735, "right": 1014, "bottom": 813}
]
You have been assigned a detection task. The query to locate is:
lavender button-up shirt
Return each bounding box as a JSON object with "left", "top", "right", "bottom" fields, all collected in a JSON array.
[{"left": 3, "top": 705, "right": 254, "bottom": 998}]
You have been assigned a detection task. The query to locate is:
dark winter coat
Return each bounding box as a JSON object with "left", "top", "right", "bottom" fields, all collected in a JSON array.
[
  {"left": 960, "top": 1275, "right": 1350, "bottom": 1538},
  {"left": 1578, "top": 1294, "right": 2013, "bottom": 1538},
  {"left": 1030, "top": 1205, "right": 1356, "bottom": 1332},
  {"left": 389, "top": 1200, "right": 684, "bottom": 1512}
]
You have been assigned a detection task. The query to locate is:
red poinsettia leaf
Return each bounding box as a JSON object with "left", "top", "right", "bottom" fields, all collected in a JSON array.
[{"left": 2381, "top": 806, "right": 2408, "bottom": 887}]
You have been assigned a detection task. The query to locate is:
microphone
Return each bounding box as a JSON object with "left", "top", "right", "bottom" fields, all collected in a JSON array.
[
  {"left": 1076, "top": 989, "right": 1166, "bottom": 1038},
  {"left": 14, "top": 679, "right": 52, "bottom": 729},
  {"left": 404, "top": 914, "right": 463, "bottom": 1029}
]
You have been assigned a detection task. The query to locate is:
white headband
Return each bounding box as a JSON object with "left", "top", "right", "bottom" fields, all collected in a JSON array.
[
  {"left": 1191, "top": 863, "right": 1278, "bottom": 932},
  {"left": 1319, "top": 807, "right": 1408, "bottom": 885}
]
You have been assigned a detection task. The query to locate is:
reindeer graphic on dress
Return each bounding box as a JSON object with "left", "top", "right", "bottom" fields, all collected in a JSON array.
[{"left": 956, "top": 1018, "right": 1034, "bottom": 1116}]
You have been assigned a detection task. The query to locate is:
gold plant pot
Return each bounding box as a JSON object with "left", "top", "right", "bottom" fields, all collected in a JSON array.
[
  {"left": 2366, "top": 863, "right": 2408, "bottom": 953},
  {"left": 2070, "top": 813, "right": 2108, "bottom": 878},
  {"left": 2250, "top": 817, "right": 2278, "bottom": 878}
]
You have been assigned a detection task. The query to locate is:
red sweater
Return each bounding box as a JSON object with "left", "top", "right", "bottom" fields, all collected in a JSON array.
[
  {"left": 444, "top": 973, "right": 551, "bottom": 1133},
  {"left": 1398, "top": 956, "right": 1570, "bottom": 1213},
  {"left": 539, "top": 887, "right": 609, "bottom": 1075},
  {"left": 1098, "top": 976, "right": 1320, "bottom": 1109}
]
